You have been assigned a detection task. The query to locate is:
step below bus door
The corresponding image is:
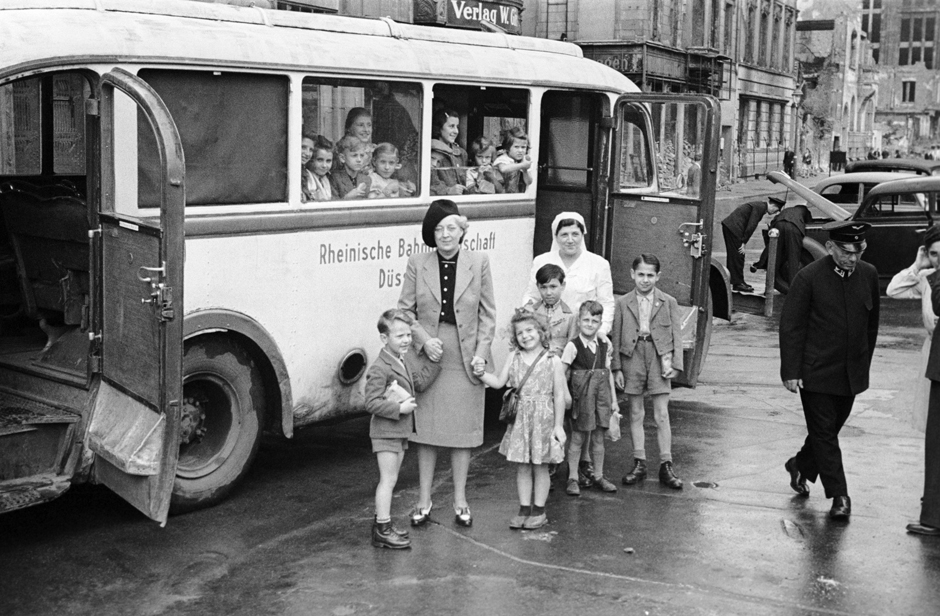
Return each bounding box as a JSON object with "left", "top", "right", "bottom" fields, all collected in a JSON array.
[
  {"left": 607, "top": 95, "right": 720, "bottom": 386},
  {"left": 85, "top": 69, "right": 185, "bottom": 525}
]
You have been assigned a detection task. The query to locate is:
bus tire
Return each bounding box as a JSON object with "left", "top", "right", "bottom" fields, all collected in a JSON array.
[{"left": 170, "top": 335, "right": 265, "bottom": 514}]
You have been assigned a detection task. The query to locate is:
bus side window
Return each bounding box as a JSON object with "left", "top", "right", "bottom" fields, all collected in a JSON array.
[
  {"left": 137, "top": 70, "right": 289, "bottom": 207},
  {"left": 429, "top": 85, "right": 530, "bottom": 197},
  {"left": 301, "top": 77, "right": 422, "bottom": 203}
]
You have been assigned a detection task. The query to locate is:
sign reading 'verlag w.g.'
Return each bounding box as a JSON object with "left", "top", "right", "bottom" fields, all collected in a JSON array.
[{"left": 447, "top": 0, "right": 521, "bottom": 33}]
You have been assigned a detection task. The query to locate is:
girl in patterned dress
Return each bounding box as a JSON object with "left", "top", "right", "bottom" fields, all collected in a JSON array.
[{"left": 479, "top": 311, "right": 567, "bottom": 530}]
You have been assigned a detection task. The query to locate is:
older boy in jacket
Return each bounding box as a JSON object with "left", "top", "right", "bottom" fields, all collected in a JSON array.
[{"left": 611, "top": 254, "right": 686, "bottom": 489}]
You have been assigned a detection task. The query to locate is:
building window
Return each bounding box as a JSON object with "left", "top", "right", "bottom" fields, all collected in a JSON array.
[
  {"left": 759, "top": 9, "right": 769, "bottom": 65},
  {"left": 902, "top": 80, "right": 916, "bottom": 103},
  {"left": 746, "top": 5, "right": 756, "bottom": 63},
  {"left": 724, "top": 2, "right": 734, "bottom": 54},
  {"left": 900, "top": 14, "right": 935, "bottom": 69},
  {"left": 862, "top": 0, "right": 882, "bottom": 63}
]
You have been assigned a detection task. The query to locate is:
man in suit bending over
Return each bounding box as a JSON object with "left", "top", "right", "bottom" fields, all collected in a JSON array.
[{"left": 721, "top": 195, "right": 783, "bottom": 293}]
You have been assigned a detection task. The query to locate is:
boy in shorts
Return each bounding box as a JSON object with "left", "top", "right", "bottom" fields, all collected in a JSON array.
[
  {"left": 364, "top": 309, "right": 418, "bottom": 549},
  {"left": 611, "top": 254, "right": 685, "bottom": 490}
]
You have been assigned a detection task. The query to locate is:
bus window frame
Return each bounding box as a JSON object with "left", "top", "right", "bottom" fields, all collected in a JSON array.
[
  {"left": 428, "top": 81, "right": 535, "bottom": 201},
  {"left": 299, "top": 74, "right": 425, "bottom": 207}
]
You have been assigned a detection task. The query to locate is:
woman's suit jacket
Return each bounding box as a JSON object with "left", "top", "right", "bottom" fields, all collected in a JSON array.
[{"left": 398, "top": 249, "right": 496, "bottom": 384}]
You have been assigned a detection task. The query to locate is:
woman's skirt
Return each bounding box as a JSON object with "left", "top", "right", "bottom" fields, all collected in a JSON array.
[{"left": 410, "top": 322, "right": 484, "bottom": 448}]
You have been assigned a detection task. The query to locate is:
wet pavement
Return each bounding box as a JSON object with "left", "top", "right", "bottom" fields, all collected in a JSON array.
[{"left": 2, "top": 296, "right": 940, "bottom": 615}]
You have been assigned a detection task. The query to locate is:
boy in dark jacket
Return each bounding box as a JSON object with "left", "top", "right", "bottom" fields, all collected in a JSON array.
[{"left": 365, "top": 309, "right": 418, "bottom": 549}]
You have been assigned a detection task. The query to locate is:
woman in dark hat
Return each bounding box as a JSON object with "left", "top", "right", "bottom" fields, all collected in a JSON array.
[{"left": 398, "top": 199, "right": 496, "bottom": 527}]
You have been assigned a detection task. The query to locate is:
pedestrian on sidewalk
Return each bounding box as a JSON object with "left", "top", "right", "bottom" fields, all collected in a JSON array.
[
  {"left": 364, "top": 309, "right": 419, "bottom": 550},
  {"left": 478, "top": 310, "right": 566, "bottom": 530},
  {"left": 561, "top": 300, "right": 620, "bottom": 495},
  {"left": 721, "top": 195, "right": 783, "bottom": 293},
  {"left": 907, "top": 227, "right": 940, "bottom": 537},
  {"left": 779, "top": 221, "right": 879, "bottom": 520},
  {"left": 612, "top": 254, "right": 685, "bottom": 490}
]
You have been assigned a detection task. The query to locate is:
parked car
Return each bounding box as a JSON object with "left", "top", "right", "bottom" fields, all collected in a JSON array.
[
  {"left": 769, "top": 171, "right": 940, "bottom": 292},
  {"left": 812, "top": 171, "right": 917, "bottom": 214},
  {"left": 844, "top": 158, "right": 940, "bottom": 176}
]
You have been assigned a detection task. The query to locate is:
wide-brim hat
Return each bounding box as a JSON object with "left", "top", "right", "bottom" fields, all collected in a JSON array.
[
  {"left": 822, "top": 220, "right": 870, "bottom": 249},
  {"left": 422, "top": 199, "right": 461, "bottom": 247}
]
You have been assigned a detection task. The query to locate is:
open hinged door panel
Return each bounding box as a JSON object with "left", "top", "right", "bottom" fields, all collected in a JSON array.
[
  {"left": 86, "top": 69, "right": 185, "bottom": 525},
  {"left": 608, "top": 95, "right": 719, "bottom": 387}
]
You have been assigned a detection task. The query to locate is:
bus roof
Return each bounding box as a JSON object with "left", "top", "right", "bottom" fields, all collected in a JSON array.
[{"left": 0, "top": 0, "right": 637, "bottom": 92}]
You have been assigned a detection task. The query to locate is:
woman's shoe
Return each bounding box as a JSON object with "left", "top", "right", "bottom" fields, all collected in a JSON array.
[
  {"left": 522, "top": 513, "right": 547, "bottom": 530},
  {"left": 509, "top": 514, "right": 527, "bottom": 529},
  {"left": 454, "top": 506, "right": 473, "bottom": 527},
  {"left": 409, "top": 502, "right": 432, "bottom": 527}
]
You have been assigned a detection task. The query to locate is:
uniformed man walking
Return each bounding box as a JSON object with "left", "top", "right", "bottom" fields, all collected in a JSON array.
[{"left": 779, "top": 221, "right": 880, "bottom": 520}]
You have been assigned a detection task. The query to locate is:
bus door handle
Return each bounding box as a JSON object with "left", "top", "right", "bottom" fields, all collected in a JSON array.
[{"left": 678, "top": 220, "right": 705, "bottom": 259}]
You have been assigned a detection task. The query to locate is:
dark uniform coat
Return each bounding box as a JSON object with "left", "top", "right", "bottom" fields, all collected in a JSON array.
[
  {"left": 780, "top": 255, "right": 880, "bottom": 395},
  {"left": 921, "top": 271, "right": 940, "bottom": 527},
  {"left": 722, "top": 200, "right": 768, "bottom": 244}
]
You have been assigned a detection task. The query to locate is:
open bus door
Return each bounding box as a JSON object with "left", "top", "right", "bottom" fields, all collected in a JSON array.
[
  {"left": 606, "top": 95, "right": 720, "bottom": 387},
  {"left": 84, "top": 69, "right": 185, "bottom": 525}
]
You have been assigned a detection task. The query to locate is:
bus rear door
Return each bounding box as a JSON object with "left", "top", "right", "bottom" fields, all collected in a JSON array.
[
  {"left": 84, "top": 69, "right": 185, "bottom": 525},
  {"left": 608, "top": 95, "right": 720, "bottom": 386}
]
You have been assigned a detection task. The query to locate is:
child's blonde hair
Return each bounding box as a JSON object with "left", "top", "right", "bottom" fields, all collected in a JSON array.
[
  {"left": 508, "top": 308, "right": 549, "bottom": 351},
  {"left": 337, "top": 135, "right": 368, "bottom": 155},
  {"left": 372, "top": 142, "right": 399, "bottom": 162}
]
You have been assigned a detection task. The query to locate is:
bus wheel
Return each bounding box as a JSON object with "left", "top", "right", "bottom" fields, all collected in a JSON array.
[{"left": 170, "top": 335, "right": 265, "bottom": 514}]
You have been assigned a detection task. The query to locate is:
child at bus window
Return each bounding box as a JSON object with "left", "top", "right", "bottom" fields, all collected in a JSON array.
[
  {"left": 430, "top": 109, "right": 468, "bottom": 196},
  {"left": 561, "top": 300, "right": 619, "bottom": 496},
  {"left": 343, "top": 107, "right": 375, "bottom": 173},
  {"left": 611, "top": 254, "right": 685, "bottom": 491},
  {"left": 494, "top": 127, "right": 533, "bottom": 194},
  {"left": 367, "top": 143, "right": 416, "bottom": 199},
  {"left": 465, "top": 136, "right": 504, "bottom": 195},
  {"left": 365, "top": 308, "right": 418, "bottom": 549},
  {"left": 330, "top": 135, "right": 370, "bottom": 200},
  {"left": 302, "top": 135, "right": 334, "bottom": 203}
]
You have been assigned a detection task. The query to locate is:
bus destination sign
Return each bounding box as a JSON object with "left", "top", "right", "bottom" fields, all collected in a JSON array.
[{"left": 446, "top": 1, "right": 521, "bottom": 34}]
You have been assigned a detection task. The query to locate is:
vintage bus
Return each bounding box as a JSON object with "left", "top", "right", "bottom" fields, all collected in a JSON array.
[{"left": 0, "top": 0, "right": 730, "bottom": 525}]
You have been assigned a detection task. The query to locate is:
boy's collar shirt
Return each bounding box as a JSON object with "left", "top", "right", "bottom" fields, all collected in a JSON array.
[
  {"left": 637, "top": 291, "right": 654, "bottom": 334},
  {"left": 578, "top": 334, "right": 598, "bottom": 353}
]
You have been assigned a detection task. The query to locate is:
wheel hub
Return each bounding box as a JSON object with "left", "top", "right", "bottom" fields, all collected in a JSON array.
[{"left": 179, "top": 395, "right": 207, "bottom": 445}]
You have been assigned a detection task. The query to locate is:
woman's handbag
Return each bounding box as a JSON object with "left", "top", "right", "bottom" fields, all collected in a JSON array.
[
  {"left": 402, "top": 346, "right": 442, "bottom": 393},
  {"left": 499, "top": 349, "right": 547, "bottom": 424}
]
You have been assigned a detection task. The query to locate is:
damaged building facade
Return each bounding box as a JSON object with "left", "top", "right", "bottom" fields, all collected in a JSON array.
[
  {"left": 862, "top": 0, "right": 939, "bottom": 155},
  {"left": 521, "top": 0, "right": 800, "bottom": 182},
  {"left": 794, "top": 3, "right": 877, "bottom": 170}
]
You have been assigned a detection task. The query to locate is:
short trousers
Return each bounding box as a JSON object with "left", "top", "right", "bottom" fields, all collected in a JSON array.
[
  {"left": 372, "top": 437, "right": 410, "bottom": 454},
  {"left": 621, "top": 339, "right": 672, "bottom": 395}
]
